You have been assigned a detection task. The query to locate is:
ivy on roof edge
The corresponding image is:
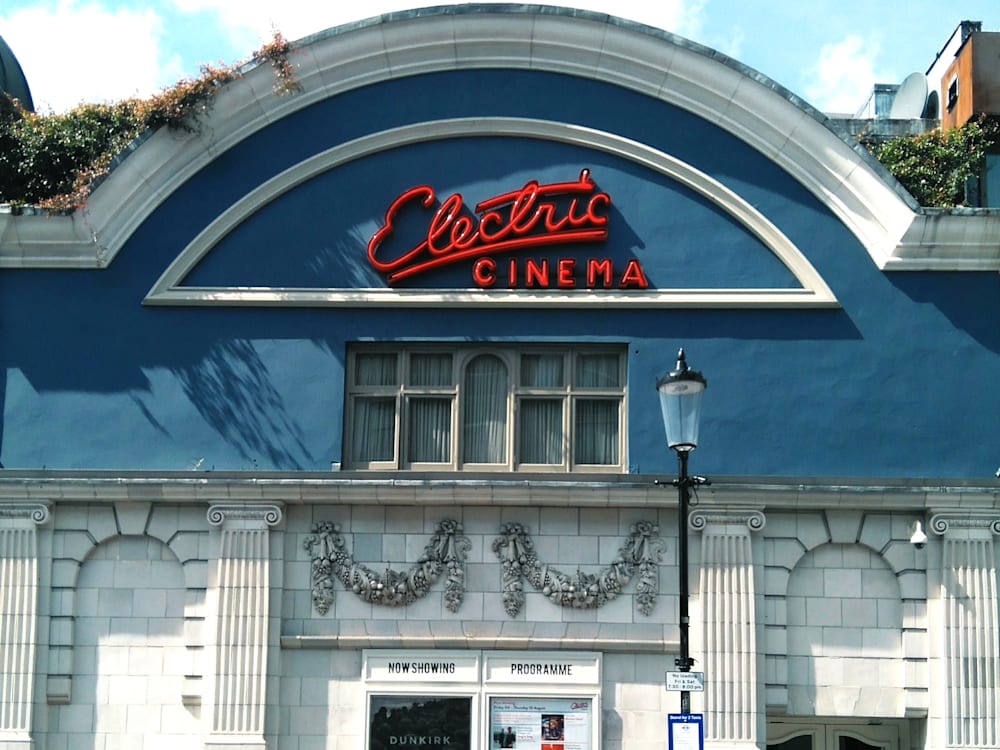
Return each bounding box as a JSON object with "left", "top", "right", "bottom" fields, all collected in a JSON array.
[
  {"left": 0, "top": 31, "right": 298, "bottom": 212},
  {"left": 859, "top": 117, "right": 997, "bottom": 209}
]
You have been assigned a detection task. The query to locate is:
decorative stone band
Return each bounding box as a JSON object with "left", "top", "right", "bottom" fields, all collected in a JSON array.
[
  {"left": 689, "top": 508, "right": 766, "bottom": 532},
  {"left": 0, "top": 503, "right": 51, "bottom": 526},
  {"left": 206, "top": 503, "right": 283, "bottom": 528},
  {"left": 493, "top": 521, "right": 664, "bottom": 617},
  {"left": 928, "top": 512, "right": 1000, "bottom": 536}
]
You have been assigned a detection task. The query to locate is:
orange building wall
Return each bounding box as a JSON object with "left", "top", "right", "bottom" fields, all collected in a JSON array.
[{"left": 940, "top": 32, "right": 1000, "bottom": 130}]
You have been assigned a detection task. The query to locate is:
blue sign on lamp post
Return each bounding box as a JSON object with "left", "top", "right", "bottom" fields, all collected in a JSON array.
[{"left": 668, "top": 713, "right": 704, "bottom": 750}]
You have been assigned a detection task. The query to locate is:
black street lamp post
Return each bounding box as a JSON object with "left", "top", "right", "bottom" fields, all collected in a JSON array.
[{"left": 656, "top": 349, "right": 707, "bottom": 715}]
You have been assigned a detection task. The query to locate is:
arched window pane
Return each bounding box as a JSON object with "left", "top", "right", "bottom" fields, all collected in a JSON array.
[{"left": 463, "top": 355, "right": 507, "bottom": 463}]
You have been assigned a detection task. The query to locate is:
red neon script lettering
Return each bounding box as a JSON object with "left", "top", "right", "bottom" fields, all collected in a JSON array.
[{"left": 367, "top": 169, "right": 610, "bottom": 283}]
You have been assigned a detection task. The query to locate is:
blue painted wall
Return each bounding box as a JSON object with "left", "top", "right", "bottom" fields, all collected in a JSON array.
[{"left": 2, "top": 69, "right": 998, "bottom": 477}]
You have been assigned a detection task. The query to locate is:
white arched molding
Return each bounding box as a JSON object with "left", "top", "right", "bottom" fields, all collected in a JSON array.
[
  {"left": 205, "top": 503, "right": 283, "bottom": 748},
  {"left": 689, "top": 508, "right": 765, "bottom": 748},
  {"left": 3, "top": 7, "right": 998, "bottom": 272},
  {"left": 0, "top": 503, "right": 50, "bottom": 749},
  {"left": 929, "top": 511, "right": 1000, "bottom": 748},
  {"left": 144, "top": 118, "right": 837, "bottom": 309}
]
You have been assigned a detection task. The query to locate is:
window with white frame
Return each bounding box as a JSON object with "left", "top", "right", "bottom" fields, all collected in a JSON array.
[{"left": 345, "top": 344, "right": 626, "bottom": 471}]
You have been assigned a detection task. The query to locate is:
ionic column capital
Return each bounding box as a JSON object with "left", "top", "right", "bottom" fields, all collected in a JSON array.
[
  {"left": 0, "top": 503, "right": 51, "bottom": 527},
  {"left": 206, "top": 503, "right": 283, "bottom": 529},
  {"left": 690, "top": 507, "right": 765, "bottom": 533},
  {"left": 928, "top": 511, "right": 1000, "bottom": 537}
]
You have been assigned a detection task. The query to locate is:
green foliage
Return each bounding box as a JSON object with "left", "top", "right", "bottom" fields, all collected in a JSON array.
[
  {"left": 0, "top": 97, "right": 153, "bottom": 209},
  {"left": 864, "top": 118, "right": 997, "bottom": 207},
  {"left": 0, "top": 33, "right": 297, "bottom": 211}
]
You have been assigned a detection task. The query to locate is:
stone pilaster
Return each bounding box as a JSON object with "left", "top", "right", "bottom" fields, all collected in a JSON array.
[
  {"left": 690, "top": 508, "right": 765, "bottom": 750},
  {"left": 205, "top": 504, "right": 282, "bottom": 750},
  {"left": 929, "top": 512, "right": 999, "bottom": 748},
  {"left": 0, "top": 504, "right": 50, "bottom": 750}
]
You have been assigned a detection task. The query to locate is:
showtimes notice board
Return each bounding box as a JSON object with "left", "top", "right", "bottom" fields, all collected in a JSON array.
[
  {"left": 667, "top": 713, "right": 704, "bottom": 750},
  {"left": 489, "top": 697, "right": 592, "bottom": 750}
]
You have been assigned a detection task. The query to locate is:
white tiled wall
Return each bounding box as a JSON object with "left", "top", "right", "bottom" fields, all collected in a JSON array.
[
  {"left": 48, "top": 536, "right": 198, "bottom": 750},
  {"left": 8, "top": 501, "right": 985, "bottom": 749}
]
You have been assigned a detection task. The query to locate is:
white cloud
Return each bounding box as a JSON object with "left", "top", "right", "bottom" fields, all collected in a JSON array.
[
  {"left": 805, "top": 34, "right": 890, "bottom": 115},
  {"left": 1, "top": 0, "right": 174, "bottom": 112},
  {"left": 168, "top": 0, "right": 357, "bottom": 48}
]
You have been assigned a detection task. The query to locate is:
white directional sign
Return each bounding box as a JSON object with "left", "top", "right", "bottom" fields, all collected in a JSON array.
[{"left": 665, "top": 671, "right": 705, "bottom": 691}]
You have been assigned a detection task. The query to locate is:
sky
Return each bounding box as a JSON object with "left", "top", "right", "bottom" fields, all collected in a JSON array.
[{"left": 0, "top": 0, "right": 997, "bottom": 115}]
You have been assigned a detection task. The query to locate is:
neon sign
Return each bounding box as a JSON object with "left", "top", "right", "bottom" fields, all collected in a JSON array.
[{"left": 367, "top": 169, "right": 648, "bottom": 289}]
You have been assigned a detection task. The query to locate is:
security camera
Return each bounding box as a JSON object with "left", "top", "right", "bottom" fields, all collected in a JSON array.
[{"left": 910, "top": 520, "right": 927, "bottom": 550}]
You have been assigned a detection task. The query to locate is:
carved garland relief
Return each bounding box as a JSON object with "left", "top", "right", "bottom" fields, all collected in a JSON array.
[{"left": 304, "top": 519, "right": 665, "bottom": 616}]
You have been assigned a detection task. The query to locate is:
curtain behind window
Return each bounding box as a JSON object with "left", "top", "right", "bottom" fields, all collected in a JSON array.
[
  {"left": 575, "top": 399, "right": 618, "bottom": 464},
  {"left": 576, "top": 353, "right": 619, "bottom": 387},
  {"left": 521, "top": 354, "right": 563, "bottom": 387},
  {"left": 410, "top": 353, "right": 452, "bottom": 385},
  {"left": 519, "top": 399, "right": 563, "bottom": 463},
  {"left": 352, "top": 397, "right": 395, "bottom": 462},
  {"left": 355, "top": 353, "right": 397, "bottom": 385},
  {"left": 408, "top": 397, "right": 451, "bottom": 462},
  {"left": 463, "top": 355, "right": 508, "bottom": 463},
  {"left": 574, "top": 354, "right": 620, "bottom": 464}
]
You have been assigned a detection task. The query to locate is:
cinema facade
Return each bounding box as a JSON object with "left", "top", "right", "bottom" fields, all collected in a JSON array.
[{"left": 1, "top": 6, "right": 999, "bottom": 750}]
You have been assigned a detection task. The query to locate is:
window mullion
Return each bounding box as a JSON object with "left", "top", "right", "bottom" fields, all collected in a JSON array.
[
  {"left": 564, "top": 389, "right": 573, "bottom": 470},
  {"left": 508, "top": 389, "right": 517, "bottom": 470}
]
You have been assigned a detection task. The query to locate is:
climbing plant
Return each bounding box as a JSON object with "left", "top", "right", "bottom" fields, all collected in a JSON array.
[
  {"left": 0, "top": 31, "right": 297, "bottom": 211},
  {"left": 862, "top": 117, "right": 997, "bottom": 208}
]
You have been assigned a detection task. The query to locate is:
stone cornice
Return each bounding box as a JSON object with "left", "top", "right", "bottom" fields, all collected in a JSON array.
[{"left": 0, "top": 472, "right": 996, "bottom": 511}]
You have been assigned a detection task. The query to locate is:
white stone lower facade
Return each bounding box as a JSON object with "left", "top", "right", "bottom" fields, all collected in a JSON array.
[{"left": 1, "top": 481, "right": 997, "bottom": 750}]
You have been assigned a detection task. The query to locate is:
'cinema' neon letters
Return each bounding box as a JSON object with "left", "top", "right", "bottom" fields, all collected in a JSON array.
[{"left": 367, "top": 169, "right": 648, "bottom": 289}]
